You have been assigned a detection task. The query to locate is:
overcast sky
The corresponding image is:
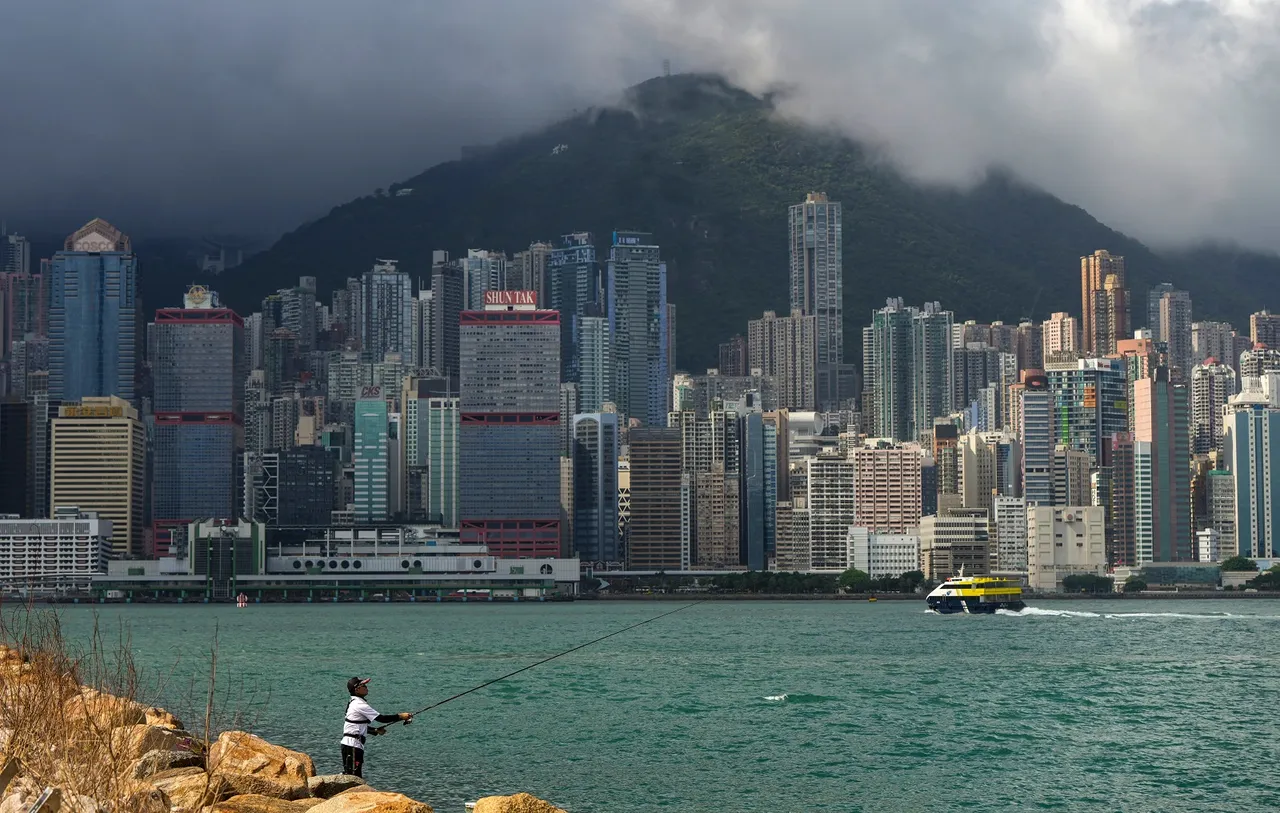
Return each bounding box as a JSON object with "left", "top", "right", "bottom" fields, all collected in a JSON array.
[{"left": 3, "top": 0, "right": 1279, "bottom": 252}]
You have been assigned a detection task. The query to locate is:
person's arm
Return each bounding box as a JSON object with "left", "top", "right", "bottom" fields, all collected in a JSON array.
[{"left": 374, "top": 712, "right": 413, "bottom": 723}]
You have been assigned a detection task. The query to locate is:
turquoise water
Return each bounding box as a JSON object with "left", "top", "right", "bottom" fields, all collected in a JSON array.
[{"left": 35, "top": 600, "right": 1280, "bottom": 812}]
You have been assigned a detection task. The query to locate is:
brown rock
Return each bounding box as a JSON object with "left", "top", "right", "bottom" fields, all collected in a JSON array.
[
  {"left": 472, "top": 793, "right": 567, "bottom": 813},
  {"left": 120, "top": 786, "right": 171, "bottom": 813},
  {"left": 132, "top": 747, "right": 205, "bottom": 779},
  {"left": 145, "top": 707, "right": 185, "bottom": 730},
  {"left": 148, "top": 766, "right": 233, "bottom": 810},
  {"left": 111, "top": 724, "right": 182, "bottom": 764},
  {"left": 63, "top": 688, "right": 147, "bottom": 730},
  {"left": 205, "top": 793, "right": 326, "bottom": 812},
  {"left": 306, "top": 791, "right": 433, "bottom": 813},
  {"left": 307, "top": 774, "right": 367, "bottom": 799},
  {"left": 208, "top": 731, "right": 315, "bottom": 801}
]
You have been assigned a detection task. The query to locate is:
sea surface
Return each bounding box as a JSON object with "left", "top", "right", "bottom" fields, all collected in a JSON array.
[{"left": 30, "top": 599, "right": 1280, "bottom": 812}]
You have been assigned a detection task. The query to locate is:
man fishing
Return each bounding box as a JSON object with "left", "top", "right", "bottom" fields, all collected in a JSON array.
[{"left": 341, "top": 677, "right": 414, "bottom": 778}]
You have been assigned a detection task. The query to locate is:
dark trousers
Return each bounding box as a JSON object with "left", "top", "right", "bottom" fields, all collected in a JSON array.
[{"left": 341, "top": 744, "right": 364, "bottom": 777}]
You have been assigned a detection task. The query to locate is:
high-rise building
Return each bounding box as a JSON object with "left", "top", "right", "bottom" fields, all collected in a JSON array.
[
  {"left": 352, "top": 394, "right": 390, "bottom": 523},
  {"left": 461, "top": 249, "right": 509, "bottom": 311},
  {"left": 360, "top": 260, "right": 413, "bottom": 364},
  {"left": 149, "top": 289, "right": 246, "bottom": 554},
  {"left": 626, "top": 427, "right": 685, "bottom": 570},
  {"left": 1027, "top": 506, "right": 1107, "bottom": 592},
  {"left": 788, "top": 192, "right": 843, "bottom": 409},
  {"left": 669, "top": 410, "right": 741, "bottom": 568},
  {"left": 411, "top": 289, "right": 433, "bottom": 371},
  {"left": 1052, "top": 444, "right": 1091, "bottom": 507},
  {"left": 400, "top": 374, "right": 457, "bottom": 525},
  {"left": 0, "top": 268, "right": 45, "bottom": 354},
  {"left": 548, "top": 233, "right": 600, "bottom": 382},
  {"left": 806, "top": 454, "right": 856, "bottom": 570},
  {"left": 719, "top": 335, "right": 748, "bottom": 377},
  {"left": 1239, "top": 344, "right": 1280, "bottom": 379},
  {"left": 50, "top": 396, "right": 145, "bottom": 557},
  {"left": 577, "top": 315, "right": 611, "bottom": 413},
  {"left": 246, "top": 446, "right": 339, "bottom": 526},
  {"left": 572, "top": 412, "right": 620, "bottom": 563},
  {"left": 866, "top": 299, "right": 954, "bottom": 443},
  {"left": 1019, "top": 372, "right": 1054, "bottom": 507},
  {"left": 1017, "top": 319, "right": 1043, "bottom": 373},
  {"left": 1048, "top": 358, "right": 1127, "bottom": 465},
  {"left": 920, "top": 508, "right": 990, "bottom": 581},
  {"left": 47, "top": 219, "right": 137, "bottom": 404},
  {"left": 960, "top": 431, "right": 1022, "bottom": 514},
  {"left": 1224, "top": 382, "right": 1280, "bottom": 558},
  {"left": 1156, "top": 288, "right": 1193, "bottom": 377},
  {"left": 992, "top": 495, "right": 1028, "bottom": 572},
  {"left": 1251, "top": 309, "right": 1280, "bottom": 348},
  {"left": 1133, "top": 370, "right": 1191, "bottom": 562},
  {"left": 912, "top": 303, "right": 955, "bottom": 443},
  {"left": 607, "top": 231, "right": 668, "bottom": 426},
  {"left": 512, "top": 242, "right": 553, "bottom": 304},
  {"left": 1206, "top": 469, "right": 1236, "bottom": 559},
  {"left": 459, "top": 291, "right": 561, "bottom": 556},
  {"left": 1146, "top": 282, "right": 1177, "bottom": 337},
  {"left": 2, "top": 234, "right": 31, "bottom": 276},
  {"left": 1192, "top": 321, "right": 1237, "bottom": 370},
  {"left": 1105, "top": 432, "right": 1136, "bottom": 567},
  {"left": 1080, "top": 249, "right": 1127, "bottom": 356},
  {"left": 851, "top": 442, "right": 923, "bottom": 534},
  {"left": 430, "top": 253, "right": 463, "bottom": 379},
  {"left": 1190, "top": 360, "right": 1237, "bottom": 454},
  {"left": 0, "top": 399, "right": 29, "bottom": 516},
  {"left": 747, "top": 310, "right": 817, "bottom": 411},
  {"left": 280, "top": 277, "right": 318, "bottom": 353},
  {"left": 1042, "top": 312, "right": 1079, "bottom": 357}
]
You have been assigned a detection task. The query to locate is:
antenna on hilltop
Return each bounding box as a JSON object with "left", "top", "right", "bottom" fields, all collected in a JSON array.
[{"left": 663, "top": 59, "right": 671, "bottom": 77}]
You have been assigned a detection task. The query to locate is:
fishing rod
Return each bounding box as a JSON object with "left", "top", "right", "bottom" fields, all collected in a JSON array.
[{"left": 370, "top": 599, "right": 706, "bottom": 734}]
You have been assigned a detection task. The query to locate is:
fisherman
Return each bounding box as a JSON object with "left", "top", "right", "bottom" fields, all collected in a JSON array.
[{"left": 341, "top": 677, "right": 414, "bottom": 778}]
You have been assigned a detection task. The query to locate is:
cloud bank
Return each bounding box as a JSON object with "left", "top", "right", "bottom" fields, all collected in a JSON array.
[{"left": 2, "top": 0, "right": 1279, "bottom": 252}]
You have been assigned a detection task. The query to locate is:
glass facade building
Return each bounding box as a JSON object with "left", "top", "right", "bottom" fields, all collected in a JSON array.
[
  {"left": 549, "top": 232, "right": 599, "bottom": 383},
  {"left": 572, "top": 413, "right": 619, "bottom": 562},
  {"left": 459, "top": 302, "right": 561, "bottom": 556},
  {"left": 789, "top": 193, "right": 843, "bottom": 410},
  {"left": 353, "top": 397, "right": 390, "bottom": 523},
  {"left": 47, "top": 219, "right": 137, "bottom": 404},
  {"left": 1049, "top": 358, "right": 1128, "bottom": 466},
  {"left": 607, "top": 232, "right": 668, "bottom": 426}
]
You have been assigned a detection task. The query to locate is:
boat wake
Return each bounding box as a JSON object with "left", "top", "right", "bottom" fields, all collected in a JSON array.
[
  {"left": 763, "top": 693, "right": 788, "bottom": 702},
  {"left": 997, "top": 606, "right": 1278, "bottom": 620}
]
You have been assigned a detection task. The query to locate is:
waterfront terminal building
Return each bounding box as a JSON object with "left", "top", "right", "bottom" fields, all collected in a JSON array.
[{"left": 91, "top": 520, "right": 579, "bottom": 602}]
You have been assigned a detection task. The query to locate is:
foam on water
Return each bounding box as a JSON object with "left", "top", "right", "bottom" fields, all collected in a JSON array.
[
  {"left": 999, "top": 606, "right": 1280, "bottom": 621},
  {"left": 763, "top": 693, "right": 788, "bottom": 702}
]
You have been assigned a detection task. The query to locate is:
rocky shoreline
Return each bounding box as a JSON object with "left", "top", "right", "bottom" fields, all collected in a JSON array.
[{"left": 0, "top": 644, "right": 565, "bottom": 813}]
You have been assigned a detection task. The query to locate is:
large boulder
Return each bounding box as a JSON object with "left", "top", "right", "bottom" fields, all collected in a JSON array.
[
  {"left": 208, "top": 731, "right": 315, "bottom": 801},
  {"left": 307, "top": 775, "right": 367, "bottom": 799},
  {"left": 144, "top": 707, "right": 185, "bottom": 730},
  {"left": 307, "top": 791, "right": 433, "bottom": 813},
  {"left": 472, "top": 793, "right": 567, "bottom": 813},
  {"left": 206, "top": 793, "right": 326, "bottom": 812},
  {"left": 119, "top": 786, "right": 171, "bottom": 813},
  {"left": 132, "top": 747, "right": 205, "bottom": 779},
  {"left": 111, "top": 724, "right": 183, "bottom": 764},
  {"left": 147, "top": 766, "right": 233, "bottom": 810},
  {"left": 63, "top": 688, "right": 148, "bottom": 730}
]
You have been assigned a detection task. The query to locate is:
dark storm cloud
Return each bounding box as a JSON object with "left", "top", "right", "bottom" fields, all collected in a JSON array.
[{"left": 3, "top": 0, "right": 1280, "bottom": 252}]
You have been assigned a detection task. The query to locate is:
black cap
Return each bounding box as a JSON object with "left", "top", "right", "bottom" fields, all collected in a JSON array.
[{"left": 347, "top": 677, "right": 370, "bottom": 694}]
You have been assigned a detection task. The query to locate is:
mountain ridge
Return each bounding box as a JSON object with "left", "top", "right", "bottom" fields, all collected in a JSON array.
[{"left": 218, "top": 73, "right": 1278, "bottom": 368}]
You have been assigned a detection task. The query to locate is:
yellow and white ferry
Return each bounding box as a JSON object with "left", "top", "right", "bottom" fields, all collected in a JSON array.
[{"left": 925, "top": 570, "right": 1025, "bottom": 614}]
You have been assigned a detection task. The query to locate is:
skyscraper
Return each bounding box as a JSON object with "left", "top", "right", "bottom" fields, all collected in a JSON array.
[
  {"left": 1156, "top": 288, "right": 1193, "bottom": 376},
  {"left": 1133, "top": 370, "right": 1191, "bottom": 562},
  {"left": 1251, "top": 309, "right": 1280, "bottom": 349},
  {"left": 430, "top": 253, "right": 463, "bottom": 380},
  {"left": 1042, "top": 312, "right": 1079, "bottom": 357},
  {"left": 1080, "top": 249, "right": 1127, "bottom": 356},
  {"left": 48, "top": 219, "right": 137, "bottom": 404},
  {"left": 626, "top": 427, "right": 685, "bottom": 570},
  {"left": 1048, "top": 358, "right": 1128, "bottom": 465},
  {"left": 572, "top": 412, "right": 620, "bottom": 563},
  {"left": 549, "top": 233, "right": 600, "bottom": 382},
  {"left": 912, "top": 303, "right": 955, "bottom": 443},
  {"left": 1190, "top": 360, "right": 1237, "bottom": 454},
  {"left": 1225, "top": 382, "right": 1280, "bottom": 558},
  {"left": 353, "top": 394, "right": 389, "bottom": 523},
  {"left": 0, "top": 267, "right": 45, "bottom": 354},
  {"left": 1104, "top": 432, "right": 1137, "bottom": 567},
  {"left": 607, "top": 231, "right": 668, "bottom": 426},
  {"left": 0, "top": 399, "right": 29, "bottom": 516},
  {"left": 867, "top": 300, "right": 913, "bottom": 441},
  {"left": 851, "top": 442, "right": 923, "bottom": 535},
  {"left": 806, "top": 453, "right": 857, "bottom": 570},
  {"left": 577, "top": 314, "right": 612, "bottom": 413},
  {"left": 789, "top": 192, "right": 843, "bottom": 409},
  {"left": 2, "top": 234, "right": 31, "bottom": 275},
  {"left": 360, "top": 259, "right": 413, "bottom": 364},
  {"left": 512, "top": 241, "right": 552, "bottom": 303},
  {"left": 50, "top": 396, "right": 145, "bottom": 557},
  {"left": 1020, "top": 372, "right": 1054, "bottom": 507},
  {"left": 1146, "top": 282, "right": 1177, "bottom": 337},
  {"left": 747, "top": 310, "right": 817, "bottom": 410},
  {"left": 149, "top": 287, "right": 245, "bottom": 555},
  {"left": 459, "top": 290, "right": 561, "bottom": 556},
  {"left": 1192, "top": 321, "right": 1237, "bottom": 370},
  {"left": 719, "top": 335, "right": 748, "bottom": 377},
  {"left": 669, "top": 410, "right": 741, "bottom": 568}
]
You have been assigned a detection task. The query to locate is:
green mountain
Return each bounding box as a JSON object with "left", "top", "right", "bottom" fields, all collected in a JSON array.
[{"left": 220, "top": 73, "right": 1277, "bottom": 369}]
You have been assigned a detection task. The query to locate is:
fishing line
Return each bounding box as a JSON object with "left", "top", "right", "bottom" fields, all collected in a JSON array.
[{"left": 373, "top": 599, "right": 706, "bottom": 732}]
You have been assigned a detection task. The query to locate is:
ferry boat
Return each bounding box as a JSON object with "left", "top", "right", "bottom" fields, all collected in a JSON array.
[{"left": 925, "top": 570, "right": 1025, "bottom": 614}]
